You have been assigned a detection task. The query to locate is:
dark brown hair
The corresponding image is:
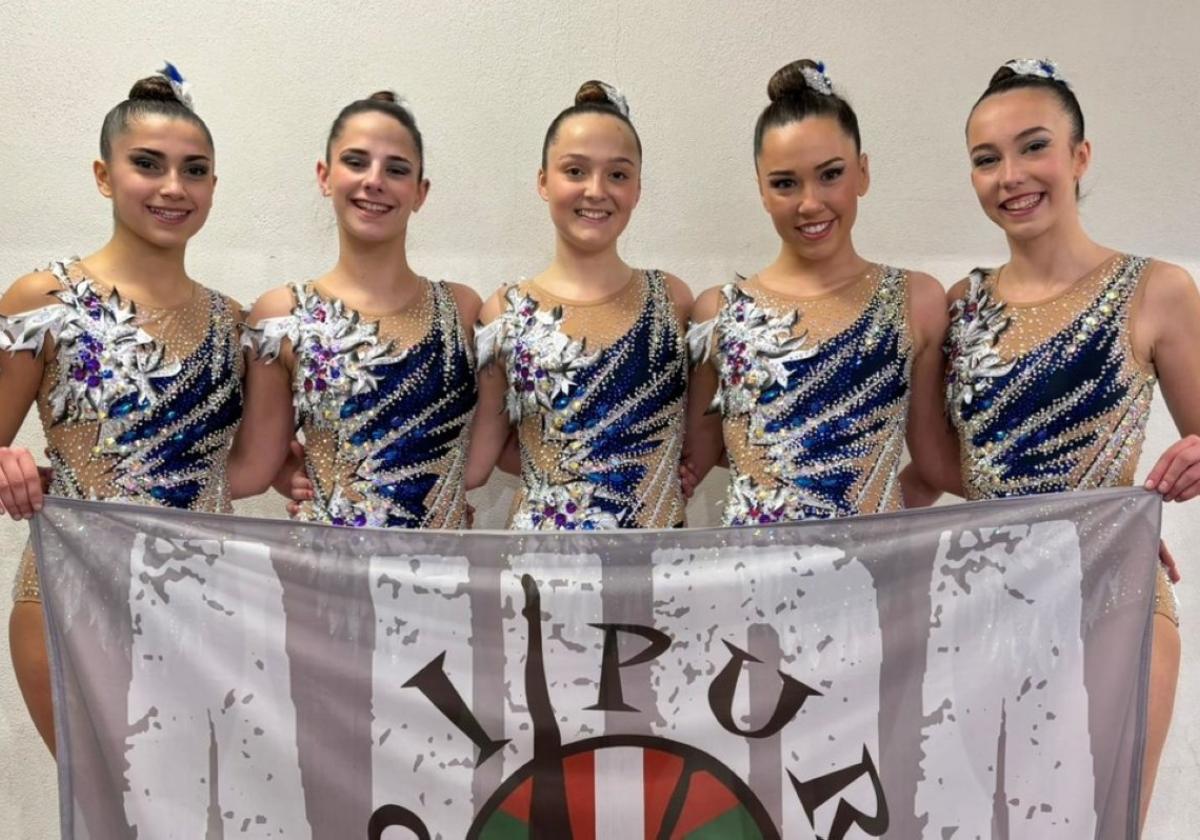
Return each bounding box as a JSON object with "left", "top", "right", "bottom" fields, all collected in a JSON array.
[
  {"left": 968, "top": 62, "right": 1085, "bottom": 145},
  {"left": 99, "top": 75, "right": 213, "bottom": 161},
  {"left": 326, "top": 90, "right": 425, "bottom": 180},
  {"left": 541, "top": 80, "right": 642, "bottom": 168},
  {"left": 754, "top": 59, "right": 861, "bottom": 159}
]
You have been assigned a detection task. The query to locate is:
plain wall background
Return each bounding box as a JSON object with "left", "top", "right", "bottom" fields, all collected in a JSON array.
[{"left": 2, "top": 1, "right": 1197, "bottom": 836}]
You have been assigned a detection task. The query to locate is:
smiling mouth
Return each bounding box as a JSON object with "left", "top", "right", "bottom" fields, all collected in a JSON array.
[
  {"left": 1000, "top": 193, "right": 1044, "bottom": 214},
  {"left": 575, "top": 208, "right": 612, "bottom": 221},
  {"left": 147, "top": 206, "right": 191, "bottom": 224},
  {"left": 796, "top": 219, "right": 834, "bottom": 239},
  {"left": 352, "top": 198, "right": 394, "bottom": 215}
]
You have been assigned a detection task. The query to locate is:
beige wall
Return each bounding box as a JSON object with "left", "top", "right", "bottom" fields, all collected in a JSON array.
[{"left": 2, "top": 1, "right": 1198, "bottom": 836}]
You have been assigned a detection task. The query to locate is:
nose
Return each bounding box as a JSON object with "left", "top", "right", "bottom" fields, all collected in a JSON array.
[
  {"left": 363, "top": 162, "right": 385, "bottom": 193},
  {"left": 1000, "top": 156, "right": 1024, "bottom": 189},
  {"left": 795, "top": 184, "right": 823, "bottom": 215},
  {"left": 160, "top": 168, "right": 186, "bottom": 199},
  {"left": 584, "top": 172, "right": 607, "bottom": 199}
]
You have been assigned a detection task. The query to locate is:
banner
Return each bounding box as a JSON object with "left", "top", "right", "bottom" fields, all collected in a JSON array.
[{"left": 34, "top": 488, "right": 1158, "bottom": 839}]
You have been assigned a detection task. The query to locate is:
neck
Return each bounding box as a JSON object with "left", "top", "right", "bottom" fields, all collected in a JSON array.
[
  {"left": 84, "top": 224, "right": 192, "bottom": 302},
  {"left": 764, "top": 237, "right": 869, "bottom": 293},
  {"left": 1004, "top": 215, "right": 1111, "bottom": 285},
  {"left": 325, "top": 228, "right": 418, "bottom": 296},
  {"left": 539, "top": 238, "right": 632, "bottom": 299}
]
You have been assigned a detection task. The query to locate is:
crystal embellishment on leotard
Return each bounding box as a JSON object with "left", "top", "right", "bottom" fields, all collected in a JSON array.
[
  {"left": 944, "top": 270, "right": 1014, "bottom": 410},
  {"left": 512, "top": 479, "right": 622, "bottom": 531},
  {"left": 246, "top": 281, "right": 476, "bottom": 529},
  {"left": 481, "top": 271, "right": 687, "bottom": 530},
  {"left": 689, "top": 284, "right": 817, "bottom": 415},
  {"left": 695, "top": 267, "right": 912, "bottom": 524},
  {"left": 476, "top": 286, "right": 600, "bottom": 423},
  {"left": 243, "top": 284, "right": 404, "bottom": 425},
  {"left": 946, "top": 255, "right": 1156, "bottom": 499},
  {"left": 1, "top": 261, "right": 182, "bottom": 425}
]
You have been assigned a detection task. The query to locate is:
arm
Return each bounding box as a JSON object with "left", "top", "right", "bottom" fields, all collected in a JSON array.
[
  {"left": 227, "top": 287, "right": 300, "bottom": 499},
  {"left": 0, "top": 272, "right": 61, "bottom": 518},
  {"left": 464, "top": 288, "right": 514, "bottom": 490},
  {"left": 1139, "top": 262, "right": 1200, "bottom": 501},
  {"left": 681, "top": 286, "right": 726, "bottom": 487},
  {"left": 900, "top": 273, "right": 964, "bottom": 508}
]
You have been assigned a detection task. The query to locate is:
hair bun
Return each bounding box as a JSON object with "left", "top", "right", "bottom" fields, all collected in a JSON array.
[
  {"left": 368, "top": 90, "right": 398, "bottom": 104},
  {"left": 127, "top": 75, "right": 178, "bottom": 103},
  {"left": 573, "top": 79, "right": 630, "bottom": 117},
  {"left": 767, "top": 59, "right": 837, "bottom": 101}
]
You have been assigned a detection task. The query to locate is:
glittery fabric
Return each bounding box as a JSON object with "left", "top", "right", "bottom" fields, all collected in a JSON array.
[
  {"left": 3, "top": 258, "right": 243, "bottom": 602},
  {"left": 944, "top": 255, "right": 1177, "bottom": 624},
  {"left": 477, "top": 270, "right": 687, "bottom": 530},
  {"left": 690, "top": 266, "right": 912, "bottom": 525},
  {"left": 243, "top": 280, "right": 475, "bottom": 529}
]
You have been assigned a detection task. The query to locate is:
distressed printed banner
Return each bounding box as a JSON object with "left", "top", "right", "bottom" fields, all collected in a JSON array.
[{"left": 34, "top": 488, "right": 1158, "bottom": 839}]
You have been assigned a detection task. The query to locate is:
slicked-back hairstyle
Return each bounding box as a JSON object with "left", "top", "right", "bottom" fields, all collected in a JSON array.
[
  {"left": 326, "top": 91, "right": 426, "bottom": 180},
  {"left": 99, "top": 75, "right": 213, "bottom": 161},
  {"left": 541, "top": 80, "right": 642, "bottom": 168},
  {"left": 754, "top": 59, "right": 862, "bottom": 160}
]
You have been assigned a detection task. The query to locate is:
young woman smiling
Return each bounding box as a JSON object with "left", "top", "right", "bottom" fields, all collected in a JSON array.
[
  {"left": 684, "top": 59, "right": 959, "bottom": 525},
  {"left": 945, "top": 58, "right": 1200, "bottom": 824},
  {"left": 238, "top": 92, "right": 480, "bottom": 529},
  {"left": 0, "top": 65, "right": 245, "bottom": 752},
  {"left": 470, "top": 81, "right": 693, "bottom": 530}
]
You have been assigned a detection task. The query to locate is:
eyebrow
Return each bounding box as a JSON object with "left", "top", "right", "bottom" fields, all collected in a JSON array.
[
  {"left": 559, "top": 153, "right": 637, "bottom": 166},
  {"left": 128, "top": 147, "right": 212, "bottom": 163},
  {"left": 340, "top": 147, "right": 413, "bottom": 164},
  {"left": 969, "top": 126, "right": 1052, "bottom": 155},
  {"left": 767, "top": 156, "right": 845, "bottom": 177}
]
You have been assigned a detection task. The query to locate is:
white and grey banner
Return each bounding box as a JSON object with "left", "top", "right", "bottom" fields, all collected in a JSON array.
[{"left": 34, "top": 488, "right": 1158, "bottom": 839}]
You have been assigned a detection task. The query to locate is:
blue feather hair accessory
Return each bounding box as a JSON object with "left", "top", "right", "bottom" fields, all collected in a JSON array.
[{"left": 158, "top": 61, "right": 195, "bottom": 111}]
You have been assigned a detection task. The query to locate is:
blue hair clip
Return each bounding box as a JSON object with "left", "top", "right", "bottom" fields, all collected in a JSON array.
[
  {"left": 1003, "top": 58, "right": 1070, "bottom": 88},
  {"left": 158, "top": 61, "right": 195, "bottom": 111}
]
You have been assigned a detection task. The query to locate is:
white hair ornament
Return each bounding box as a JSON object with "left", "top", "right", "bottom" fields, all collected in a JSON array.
[
  {"left": 597, "top": 82, "right": 631, "bottom": 118},
  {"left": 1003, "top": 58, "right": 1070, "bottom": 88},
  {"left": 800, "top": 61, "right": 834, "bottom": 96}
]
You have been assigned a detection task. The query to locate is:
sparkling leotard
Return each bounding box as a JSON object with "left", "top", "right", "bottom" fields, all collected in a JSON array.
[
  {"left": 2, "top": 258, "right": 243, "bottom": 602},
  {"left": 945, "top": 254, "right": 1177, "bottom": 623},
  {"left": 244, "top": 280, "right": 475, "bottom": 529},
  {"left": 476, "top": 270, "right": 687, "bottom": 530},
  {"left": 689, "top": 265, "right": 912, "bottom": 525}
]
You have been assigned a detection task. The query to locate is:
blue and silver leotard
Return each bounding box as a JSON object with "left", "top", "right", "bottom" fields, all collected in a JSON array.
[
  {"left": 476, "top": 270, "right": 688, "bottom": 530},
  {"left": 1, "top": 258, "right": 243, "bottom": 601},
  {"left": 944, "top": 254, "right": 1177, "bottom": 623},
  {"left": 689, "top": 265, "right": 912, "bottom": 525},
  {"left": 244, "top": 280, "right": 476, "bottom": 529}
]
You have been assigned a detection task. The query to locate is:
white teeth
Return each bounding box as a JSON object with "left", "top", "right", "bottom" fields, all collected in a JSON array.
[
  {"left": 149, "top": 208, "right": 188, "bottom": 220},
  {"left": 1003, "top": 194, "right": 1042, "bottom": 211},
  {"left": 800, "top": 221, "right": 833, "bottom": 234},
  {"left": 354, "top": 200, "right": 391, "bottom": 213},
  {"left": 576, "top": 209, "right": 610, "bottom": 219}
]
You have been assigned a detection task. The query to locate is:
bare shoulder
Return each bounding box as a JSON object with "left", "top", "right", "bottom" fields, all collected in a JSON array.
[
  {"left": 659, "top": 272, "right": 694, "bottom": 307},
  {"left": 246, "top": 284, "right": 298, "bottom": 324},
  {"left": 0, "top": 271, "right": 62, "bottom": 316},
  {"left": 445, "top": 281, "right": 483, "bottom": 324},
  {"left": 691, "top": 284, "right": 727, "bottom": 323},
  {"left": 905, "top": 271, "right": 950, "bottom": 338},
  {"left": 1142, "top": 260, "right": 1198, "bottom": 308},
  {"left": 945, "top": 275, "right": 973, "bottom": 305},
  {"left": 478, "top": 284, "right": 512, "bottom": 326}
]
